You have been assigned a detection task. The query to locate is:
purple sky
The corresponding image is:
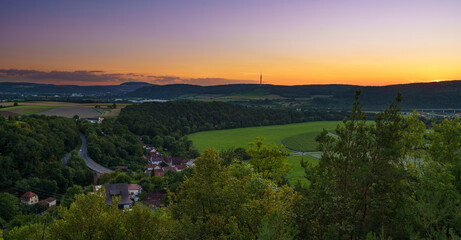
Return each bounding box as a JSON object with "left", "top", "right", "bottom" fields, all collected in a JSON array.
[{"left": 1, "top": 0, "right": 460, "bottom": 85}]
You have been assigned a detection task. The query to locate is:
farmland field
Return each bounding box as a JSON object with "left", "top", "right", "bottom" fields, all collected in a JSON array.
[
  {"left": 0, "top": 105, "right": 59, "bottom": 115},
  {"left": 188, "top": 121, "right": 340, "bottom": 152},
  {"left": 0, "top": 111, "right": 19, "bottom": 117},
  {"left": 40, "top": 106, "right": 101, "bottom": 118},
  {"left": 0, "top": 101, "right": 129, "bottom": 118},
  {"left": 286, "top": 155, "right": 319, "bottom": 186}
]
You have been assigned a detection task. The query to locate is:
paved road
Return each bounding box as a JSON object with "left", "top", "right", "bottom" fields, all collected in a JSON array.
[
  {"left": 289, "top": 151, "right": 322, "bottom": 159},
  {"left": 78, "top": 133, "right": 112, "bottom": 174}
]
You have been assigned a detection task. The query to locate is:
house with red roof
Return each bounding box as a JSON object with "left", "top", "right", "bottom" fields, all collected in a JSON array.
[{"left": 20, "top": 192, "right": 39, "bottom": 205}]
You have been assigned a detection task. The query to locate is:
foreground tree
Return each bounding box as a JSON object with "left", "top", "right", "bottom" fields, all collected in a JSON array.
[
  {"left": 295, "top": 90, "right": 409, "bottom": 239},
  {"left": 169, "top": 148, "right": 299, "bottom": 239},
  {"left": 247, "top": 137, "right": 290, "bottom": 184}
]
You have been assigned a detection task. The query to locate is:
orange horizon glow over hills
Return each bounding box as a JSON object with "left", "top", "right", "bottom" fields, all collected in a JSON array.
[
  {"left": 1, "top": 1, "right": 460, "bottom": 86},
  {"left": 0, "top": 68, "right": 458, "bottom": 87}
]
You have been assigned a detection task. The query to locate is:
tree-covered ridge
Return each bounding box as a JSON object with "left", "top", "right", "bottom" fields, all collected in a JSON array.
[
  {"left": 118, "top": 101, "right": 346, "bottom": 138},
  {"left": 79, "top": 117, "right": 146, "bottom": 170},
  {"left": 0, "top": 115, "right": 80, "bottom": 190},
  {"left": 127, "top": 80, "right": 461, "bottom": 108}
]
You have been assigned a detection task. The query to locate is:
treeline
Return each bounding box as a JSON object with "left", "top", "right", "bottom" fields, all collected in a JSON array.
[
  {"left": 118, "top": 101, "right": 346, "bottom": 137},
  {"left": 79, "top": 117, "right": 146, "bottom": 170},
  {"left": 117, "top": 101, "right": 345, "bottom": 158}
]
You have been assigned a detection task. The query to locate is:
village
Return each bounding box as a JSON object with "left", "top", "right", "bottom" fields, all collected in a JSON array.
[{"left": 18, "top": 142, "right": 195, "bottom": 213}]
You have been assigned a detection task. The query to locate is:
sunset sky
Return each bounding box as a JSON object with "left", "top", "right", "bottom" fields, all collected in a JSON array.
[{"left": 1, "top": 0, "right": 461, "bottom": 86}]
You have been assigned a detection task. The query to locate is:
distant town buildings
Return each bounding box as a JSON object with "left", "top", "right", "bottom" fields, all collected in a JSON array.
[{"left": 142, "top": 143, "right": 194, "bottom": 176}]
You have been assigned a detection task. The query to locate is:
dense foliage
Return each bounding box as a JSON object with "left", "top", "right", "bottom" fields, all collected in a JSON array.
[
  {"left": 79, "top": 117, "right": 146, "bottom": 170},
  {"left": 119, "top": 102, "right": 346, "bottom": 138},
  {"left": 0, "top": 115, "right": 81, "bottom": 192}
]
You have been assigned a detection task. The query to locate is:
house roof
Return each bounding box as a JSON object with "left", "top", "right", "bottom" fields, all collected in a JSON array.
[
  {"left": 44, "top": 197, "right": 56, "bottom": 203},
  {"left": 20, "top": 192, "right": 37, "bottom": 201},
  {"left": 171, "top": 157, "right": 184, "bottom": 165},
  {"left": 143, "top": 190, "right": 166, "bottom": 207},
  {"left": 38, "top": 198, "right": 55, "bottom": 207},
  {"left": 128, "top": 184, "right": 141, "bottom": 190},
  {"left": 176, "top": 163, "right": 188, "bottom": 170},
  {"left": 39, "top": 200, "right": 49, "bottom": 207},
  {"left": 103, "top": 183, "right": 132, "bottom": 206},
  {"left": 146, "top": 163, "right": 158, "bottom": 169},
  {"left": 163, "top": 167, "right": 178, "bottom": 172}
]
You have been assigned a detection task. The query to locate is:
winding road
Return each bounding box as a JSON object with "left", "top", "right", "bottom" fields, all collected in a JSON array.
[{"left": 78, "top": 133, "right": 112, "bottom": 174}]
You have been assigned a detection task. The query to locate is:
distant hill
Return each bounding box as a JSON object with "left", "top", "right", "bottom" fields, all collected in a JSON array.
[
  {"left": 0, "top": 82, "right": 153, "bottom": 96},
  {"left": 2, "top": 80, "right": 461, "bottom": 109},
  {"left": 127, "top": 81, "right": 461, "bottom": 109},
  {"left": 127, "top": 84, "right": 356, "bottom": 99}
]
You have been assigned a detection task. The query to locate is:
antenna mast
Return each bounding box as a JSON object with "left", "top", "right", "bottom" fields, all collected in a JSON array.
[{"left": 260, "top": 73, "right": 262, "bottom": 87}]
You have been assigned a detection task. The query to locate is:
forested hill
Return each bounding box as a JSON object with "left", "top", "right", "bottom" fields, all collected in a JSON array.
[
  {"left": 4, "top": 80, "right": 461, "bottom": 108},
  {"left": 0, "top": 81, "right": 153, "bottom": 96},
  {"left": 117, "top": 101, "right": 347, "bottom": 138},
  {"left": 127, "top": 80, "right": 461, "bottom": 109},
  {"left": 126, "top": 83, "right": 356, "bottom": 99}
]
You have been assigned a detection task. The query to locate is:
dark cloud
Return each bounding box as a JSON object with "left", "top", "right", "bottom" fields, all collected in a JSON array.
[
  {"left": 147, "top": 75, "right": 183, "bottom": 84},
  {"left": 0, "top": 69, "right": 138, "bottom": 84},
  {"left": 0, "top": 69, "right": 257, "bottom": 86},
  {"left": 184, "top": 78, "right": 256, "bottom": 85}
]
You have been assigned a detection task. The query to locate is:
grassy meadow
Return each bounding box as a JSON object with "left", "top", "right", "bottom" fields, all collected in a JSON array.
[
  {"left": 286, "top": 155, "right": 319, "bottom": 186},
  {"left": 282, "top": 131, "right": 323, "bottom": 152},
  {"left": 188, "top": 121, "right": 339, "bottom": 186},
  {"left": 188, "top": 121, "right": 340, "bottom": 152}
]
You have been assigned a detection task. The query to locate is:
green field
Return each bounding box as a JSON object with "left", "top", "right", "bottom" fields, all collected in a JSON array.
[
  {"left": 282, "top": 131, "right": 322, "bottom": 152},
  {"left": 188, "top": 121, "right": 340, "bottom": 152},
  {"left": 2, "top": 105, "right": 60, "bottom": 115},
  {"left": 286, "top": 155, "right": 319, "bottom": 186}
]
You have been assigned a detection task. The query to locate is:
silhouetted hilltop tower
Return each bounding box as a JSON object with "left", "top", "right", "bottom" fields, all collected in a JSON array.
[{"left": 259, "top": 73, "right": 262, "bottom": 87}]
